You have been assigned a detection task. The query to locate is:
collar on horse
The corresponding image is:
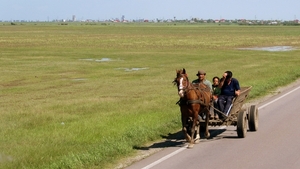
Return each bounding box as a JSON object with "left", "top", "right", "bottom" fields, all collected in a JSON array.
[{"left": 176, "top": 83, "right": 212, "bottom": 107}]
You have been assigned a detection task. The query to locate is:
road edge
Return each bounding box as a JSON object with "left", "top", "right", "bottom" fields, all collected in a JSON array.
[{"left": 114, "top": 78, "right": 300, "bottom": 169}]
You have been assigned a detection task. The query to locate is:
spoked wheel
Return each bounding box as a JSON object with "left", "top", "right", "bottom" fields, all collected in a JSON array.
[
  {"left": 237, "top": 110, "right": 247, "bottom": 138},
  {"left": 248, "top": 105, "right": 259, "bottom": 131}
]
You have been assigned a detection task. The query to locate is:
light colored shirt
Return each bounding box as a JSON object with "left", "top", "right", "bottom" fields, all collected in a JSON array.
[{"left": 192, "top": 79, "right": 213, "bottom": 92}]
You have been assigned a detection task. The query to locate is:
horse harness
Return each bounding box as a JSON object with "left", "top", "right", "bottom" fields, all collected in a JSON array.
[{"left": 176, "top": 83, "right": 212, "bottom": 108}]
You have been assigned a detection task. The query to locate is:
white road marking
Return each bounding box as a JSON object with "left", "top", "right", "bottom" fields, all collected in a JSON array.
[
  {"left": 141, "top": 85, "right": 300, "bottom": 169},
  {"left": 258, "top": 85, "right": 300, "bottom": 110},
  {"left": 141, "top": 146, "right": 187, "bottom": 169}
]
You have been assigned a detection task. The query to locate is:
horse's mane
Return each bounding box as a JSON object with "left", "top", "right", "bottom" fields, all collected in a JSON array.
[{"left": 173, "top": 69, "right": 189, "bottom": 85}]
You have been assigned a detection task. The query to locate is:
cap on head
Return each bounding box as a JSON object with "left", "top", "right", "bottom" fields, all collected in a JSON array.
[{"left": 196, "top": 70, "right": 206, "bottom": 76}]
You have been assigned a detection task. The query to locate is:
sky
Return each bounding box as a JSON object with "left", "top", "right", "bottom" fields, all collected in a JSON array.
[{"left": 0, "top": 0, "right": 299, "bottom": 21}]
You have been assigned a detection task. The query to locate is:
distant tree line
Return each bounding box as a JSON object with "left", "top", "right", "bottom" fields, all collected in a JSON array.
[{"left": 5, "top": 19, "right": 300, "bottom": 26}]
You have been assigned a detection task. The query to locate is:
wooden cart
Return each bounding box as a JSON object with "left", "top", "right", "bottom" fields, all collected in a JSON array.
[{"left": 192, "top": 86, "right": 258, "bottom": 138}]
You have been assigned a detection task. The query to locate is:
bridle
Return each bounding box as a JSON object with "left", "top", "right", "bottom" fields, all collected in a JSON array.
[
  {"left": 175, "top": 74, "right": 191, "bottom": 97},
  {"left": 174, "top": 73, "right": 211, "bottom": 107}
]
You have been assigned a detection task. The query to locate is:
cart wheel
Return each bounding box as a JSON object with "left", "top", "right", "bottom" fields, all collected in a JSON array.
[
  {"left": 248, "top": 105, "right": 258, "bottom": 131},
  {"left": 237, "top": 110, "right": 247, "bottom": 138}
]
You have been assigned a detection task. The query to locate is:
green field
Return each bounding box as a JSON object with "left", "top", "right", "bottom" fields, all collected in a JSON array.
[{"left": 0, "top": 23, "right": 300, "bottom": 169}]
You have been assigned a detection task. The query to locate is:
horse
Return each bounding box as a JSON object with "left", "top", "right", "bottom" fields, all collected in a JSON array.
[{"left": 173, "top": 68, "right": 212, "bottom": 148}]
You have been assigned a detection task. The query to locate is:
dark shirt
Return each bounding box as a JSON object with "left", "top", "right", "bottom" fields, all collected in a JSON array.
[{"left": 220, "top": 78, "right": 240, "bottom": 96}]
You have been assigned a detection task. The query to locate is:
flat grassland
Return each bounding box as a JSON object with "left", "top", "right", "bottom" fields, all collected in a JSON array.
[{"left": 0, "top": 23, "right": 300, "bottom": 169}]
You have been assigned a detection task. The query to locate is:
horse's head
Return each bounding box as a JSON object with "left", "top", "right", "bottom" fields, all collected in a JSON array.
[{"left": 173, "top": 68, "right": 189, "bottom": 98}]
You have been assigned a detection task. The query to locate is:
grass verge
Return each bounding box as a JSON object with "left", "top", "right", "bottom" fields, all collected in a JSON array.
[{"left": 0, "top": 23, "right": 300, "bottom": 168}]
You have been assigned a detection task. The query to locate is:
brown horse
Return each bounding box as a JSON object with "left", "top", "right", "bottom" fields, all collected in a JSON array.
[{"left": 173, "top": 68, "right": 212, "bottom": 148}]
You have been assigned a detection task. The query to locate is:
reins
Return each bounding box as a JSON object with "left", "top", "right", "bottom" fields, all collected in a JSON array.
[
  {"left": 175, "top": 73, "right": 211, "bottom": 108},
  {"left": 177, "top": 84, "right": 211, "bottom": 107}
]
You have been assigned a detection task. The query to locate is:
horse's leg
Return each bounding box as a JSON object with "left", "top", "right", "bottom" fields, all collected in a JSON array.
[
  {"left": 188, "top": 114, "right": 198, "bottom": 148},
  {"left": 194, "top": 120, "right": 200, "bottom": 144},
  {"left": 181, "top": 114, "right": 191, "bottom": 143},
  {"left": 194, "top": 105, "right": 200, "bottom": 144},
  {"left": 204, "top": 108, "right": 211, "bottom": 138}
]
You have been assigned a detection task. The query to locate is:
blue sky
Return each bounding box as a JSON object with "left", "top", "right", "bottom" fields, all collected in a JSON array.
[{"left": 1, "top": 0, "right": 299, "bottom": 21}]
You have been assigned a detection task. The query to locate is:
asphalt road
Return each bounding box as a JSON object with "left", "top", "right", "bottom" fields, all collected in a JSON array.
[{"left": 125, "top": 80, "right": 300, "bottom": 169}]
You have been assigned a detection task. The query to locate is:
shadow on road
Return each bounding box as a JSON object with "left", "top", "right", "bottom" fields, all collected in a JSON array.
[
  {"left": 133, "top": 131, "right": 184, "bottom": 150},
  {"left": 133, "top": 128, "right": 227, "bottom": 150}
]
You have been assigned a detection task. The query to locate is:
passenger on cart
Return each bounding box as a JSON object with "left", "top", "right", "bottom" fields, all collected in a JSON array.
[
  {"left": 192, "top": 70, "right": 212, "bottom": 91},
  {"left": 217, "top": 71, "right": 240, "bottom": 118},
  {"left": 212, "top": 76, "right": 221, "bottom": 119},
  {"left": 192, "top": 70, "right": 213, "bottom": 120}
]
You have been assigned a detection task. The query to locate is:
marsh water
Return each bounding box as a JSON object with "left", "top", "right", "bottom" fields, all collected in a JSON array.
[{"left": 238, "top": 46, "right": 296, "bottom": 52}]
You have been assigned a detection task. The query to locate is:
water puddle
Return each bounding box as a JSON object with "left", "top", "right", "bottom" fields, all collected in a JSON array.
[
  {"left": 79, "top": 59, "right": 94, "bottom": 61},
  {"left": 79, "top": 58, "right": 115, "bottom": 62},
  {"left": 95, "top": 58, "right": 112, "bottom": 62},
  {"left": 72, "top": 78, "right": 87, "bottom": 81},
  {"left": 116, "top": 67, "right": 148, "bottom": 72},
  {"left": 238, "top": 46, "right": 296, "bottom": 52}
]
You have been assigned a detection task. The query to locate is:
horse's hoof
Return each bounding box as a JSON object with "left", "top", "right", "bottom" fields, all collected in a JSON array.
[
  {"left": 186, "top": 137, "right": 192, "bottom": 142},
  {"left": 195, "top": 134, "right": 200, "bottom": 140},
  {"left": 195, "top": 135, "right": 200, "bottom": 144},
  {"left": 205, "top": 133, "right": 211, "bottom": 138},
  {"left": 187, "top": 144, "right": 194, "bottom": 149}
]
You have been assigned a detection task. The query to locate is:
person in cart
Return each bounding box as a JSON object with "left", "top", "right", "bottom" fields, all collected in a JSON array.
[
  {"left": 192, "top": 70, "right": 212, "bottom": 91},
  {"left": 217, "top": 71, "right": 240, "bottom": 118},
  {"left": 192, "top": 70, "right": 213, "bottom": 120},
  {"left": 212, "top": 76, "right": 221, "bottom": 119}
]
